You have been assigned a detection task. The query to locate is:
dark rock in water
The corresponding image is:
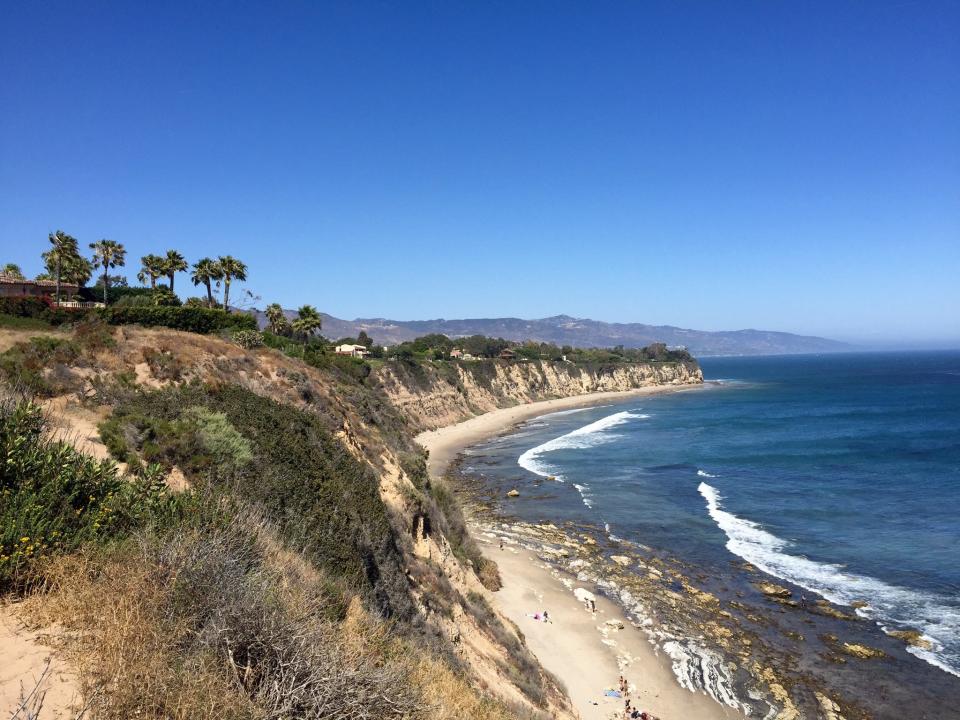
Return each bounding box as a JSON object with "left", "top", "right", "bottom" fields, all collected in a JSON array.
[
  {"left": 885, "top": 629, "right": 932, "bottom": 650},
  {"left": 811, "top": 600, "right": 855, "bottom": 621},
  {"left": 754, "top": 581, "right": 792, "bottom": 599},
  {"left": 841, "top": 642, "right": 886, "bottom": 660}
]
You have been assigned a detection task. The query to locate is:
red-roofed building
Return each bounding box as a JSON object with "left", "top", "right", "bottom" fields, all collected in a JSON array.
[{"left": 0, "top": 273, "right": 79, "bottom": 300}]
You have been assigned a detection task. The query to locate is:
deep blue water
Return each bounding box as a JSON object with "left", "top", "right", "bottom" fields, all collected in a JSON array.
[{"left": 467, "top": 351, "right": 960, "bottom": 677}]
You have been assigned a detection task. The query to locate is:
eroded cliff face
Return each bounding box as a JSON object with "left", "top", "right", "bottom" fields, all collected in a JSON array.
[
  {"left": 375, "top": 359, "right": 703, "bottom": 431},
  {"left": 0, "top": 327, "right": 574, "bottom": 719}
]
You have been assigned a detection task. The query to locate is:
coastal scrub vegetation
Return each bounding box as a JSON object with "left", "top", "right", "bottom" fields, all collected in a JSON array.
[
  {"left": 97, "top": 383, "right": 414, "bottom": 616},
  {"left": 0, "top": 379, "right": 553, "bottom": 719}
]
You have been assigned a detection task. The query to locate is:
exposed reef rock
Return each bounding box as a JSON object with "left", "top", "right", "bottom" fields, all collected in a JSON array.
[{"left": 754, "top": 582, "right": 793, "bottom": 599}]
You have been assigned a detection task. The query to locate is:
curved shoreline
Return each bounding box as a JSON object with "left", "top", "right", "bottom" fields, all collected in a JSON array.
[
  {"left": 417, "top": 383, "right": 708, "bottom": 484},
  {"left": 416, "top": 383, "right": 744, "bottom": 720}
]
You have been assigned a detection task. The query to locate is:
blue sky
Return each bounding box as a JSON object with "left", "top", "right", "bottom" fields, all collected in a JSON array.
[{"left": 2, "top": 1, "right": 957, "bottom": 345}]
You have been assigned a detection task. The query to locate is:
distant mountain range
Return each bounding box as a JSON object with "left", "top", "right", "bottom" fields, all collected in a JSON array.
[{"left": 255, "top": 311, "right": 850, "bottom": 357}]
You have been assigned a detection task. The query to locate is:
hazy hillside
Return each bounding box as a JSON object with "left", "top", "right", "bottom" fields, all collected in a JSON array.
[{"left": 258, "top": 311, "right": 850, "bottom": 356}]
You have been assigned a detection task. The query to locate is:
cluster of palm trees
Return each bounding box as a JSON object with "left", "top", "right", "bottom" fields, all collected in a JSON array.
[
  {"left": 265, "top": 302, "right": 323, "bottom": 345},
  {"left": 139, "top": 252, "right": 247, "bottom": 309},
  {"left": 36, "top": 230, "right": 248, "bottom": 310}
]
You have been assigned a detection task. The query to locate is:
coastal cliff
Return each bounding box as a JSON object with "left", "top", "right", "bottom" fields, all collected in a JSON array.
[
  {"left": 0, "top": 325, "right": 576, "bottom": 720},
  {"left": 376, "top": 359, "right": 703, "bottom": 431}
]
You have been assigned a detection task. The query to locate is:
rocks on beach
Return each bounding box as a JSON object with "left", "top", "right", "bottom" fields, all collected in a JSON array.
[
  {"left": 506, "top": 488, "right": 520, "bottom": 497},
  {"left": 753, "top": 581, "right": 792, "bottom": 599},
  {"left": 840, "top": 642, "right": 886, "bottom": 660},
  {"left": 885, "top": 629, "right": 932, "bottom": 650}
]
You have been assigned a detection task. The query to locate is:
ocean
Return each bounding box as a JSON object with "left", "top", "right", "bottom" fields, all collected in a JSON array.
[{"left": 462, "top": 351, "right": 960, "bottom": 714}]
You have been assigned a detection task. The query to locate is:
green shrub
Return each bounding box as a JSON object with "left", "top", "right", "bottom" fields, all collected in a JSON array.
[
  {"left": 97, "top": 305, "right": 257, "bottom": 334},
  {"left": 142, "top": 346, "right": 184, "bottom": 381},
  {"left": 0, "top": 336, "right": 83, "bottom": 396},
  {"left": 113, "top": 293, "right": 155, "bottom": 308},
  {"left": 100, "top": 384, "right": 413, "bottom": 617},
  {"left": 0, "top": 296, "right": 49, "bottom": 318},
  {"left": 0, "top": 296, "right": 92, "bottom": 326},
  {"left": 0, "top": 398, "right": 166, "bottom": 590},
  {"left": 72, "top": 317, "right": 116, "bottom": 353},
  {"left": 182, "top": 406, "right": 253, "bottom": 470},
  {"left": 232, "top": 329, "right": 264, "bottom": 349},
  {"left": 0, "top": 313, "right": 52, "bottom": 330}
]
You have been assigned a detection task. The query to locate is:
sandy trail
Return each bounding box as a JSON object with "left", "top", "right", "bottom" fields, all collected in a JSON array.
[{"left": 0, "top": 604, "right": 81, "bottom": 719}]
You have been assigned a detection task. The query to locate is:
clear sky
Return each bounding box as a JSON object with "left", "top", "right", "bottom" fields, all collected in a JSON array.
[{"left": 2, "top": 1, "right": 957, "bottom": 345}]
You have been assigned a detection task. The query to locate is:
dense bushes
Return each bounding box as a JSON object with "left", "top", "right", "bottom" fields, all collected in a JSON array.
[
  {"left": 97, "top": 305, "right": 257, "bottom": 333},
  {"left": 0, "top": 320, "right": 117, "bottom": 396},
  {"left": 78, "top": 285, "right": 153, "bottom": 305},
  {"left": 99, "top": 384, "right": 413, "bottom": 617},
  {"left": 0, "top": 398, "right": 166, "bottom": 590},
  {"left": 232, "top": 329, "right": 264, "bottom": 348},
  {"left": 0, "top": 336, "right": 82, "bottom": 396},
  {"left": 0, "top": 295, "right": 92, "bottom": 326}
]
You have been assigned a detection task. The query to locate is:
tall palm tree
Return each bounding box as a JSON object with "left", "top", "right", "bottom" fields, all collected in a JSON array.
[
  {"left": 217, "top": 255, "right": 247, "bottom": 312},
  {"left": 47, "top": 230, "right": 80, "bottom": 304},
  {"left": 2, "top": 263, "right": 24, "bottom": 279},
  {"left": 292, "top": 304, "right": 322, "bottom": 346},
  {"left": 89, "top": 239, "right": 127, "bottom": 304},
  {"left": 190, "top": 257, "right": 223, "bottom": 307},
  {"left": 264, "top": 302, "right": 290, "bottom": 334},
  {"left": 162, "top": 250, "right": 188, "bottom": 292},
  {"left": 138, "top": 254, "right": 165, "bottom": 288}
]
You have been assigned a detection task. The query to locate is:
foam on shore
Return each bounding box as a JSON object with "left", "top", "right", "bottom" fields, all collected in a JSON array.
[
  {"left": 698, "top": 482, "right": 960, "bottom": 677},
  {"left": 518, "top": 410, "right": 648, "bottom": 481}
]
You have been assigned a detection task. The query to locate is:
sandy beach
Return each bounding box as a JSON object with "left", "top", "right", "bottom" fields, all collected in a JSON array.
[
  {"left": 418, "top": 385, "right": 707, "bottom": 483},
  {"left": 417, "top": 384, "right": 744, "bottom": 720}
]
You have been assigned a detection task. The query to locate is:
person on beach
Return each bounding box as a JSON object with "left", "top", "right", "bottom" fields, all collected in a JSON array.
[
  {"left": 499, "top": 538, "right": 504, "bottom": 550},
  {"left": 590, "top": 598, "right": 596, "bottom": 613}
]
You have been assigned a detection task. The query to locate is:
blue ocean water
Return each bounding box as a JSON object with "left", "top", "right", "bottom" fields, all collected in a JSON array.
[{"left": 470, "top": 351, "right": 960, "bottom": 677}]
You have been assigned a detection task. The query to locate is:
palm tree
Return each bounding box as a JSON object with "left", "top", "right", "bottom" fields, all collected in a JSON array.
[
  {"left": 292, "top": 304, "right": 322, "bottom": 346},
  {"left": 47, "top": 230, "right": 80, "bottom": 304},
  {"left": 162, "top": 250, "right": 188, "bottom": 292},
  {"left": 264, "top": 302, "right": 290, "bottom": 334},
  {"left": 2, "top": 263, "right": 24, "bottom": 279},
  {"left": 217, "top": 255, "right": 247, "bottom": 312},
  {"left": 138, "top": 254, "right": 165, "bottom": 288},
  {"left": 190, "top": 257, "right": 223, "bottom": 307},
  {"left": 89, "top": 239, "right": 127, "bottom": 304}
]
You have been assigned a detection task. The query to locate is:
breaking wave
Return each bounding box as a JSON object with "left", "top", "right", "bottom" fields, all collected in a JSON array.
[
  {"left": 697, "top": 469, "right": 718, "bottom": 478},
  {"left": 518, "top": 410, "right": 648, "bottom": 481},
  {"left": 698, "top": 482, "right": 960, "bottom": 677}
]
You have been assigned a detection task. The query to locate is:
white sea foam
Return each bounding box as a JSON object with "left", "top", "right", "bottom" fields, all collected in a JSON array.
[
  {"left": 697, "top": 469, "right": 718, "bottom": 478},
  {"left": 698, "top": 482, "right": 960, "bottom": 677},
  {"left": 538, "top": 406, "right": 599, "bottom": 419},
  {"left": 517, "top": 410, "right": 648, "bottom": 481},
  {"left": 573, "top": 483, "right": 594, "bottom": 508}
]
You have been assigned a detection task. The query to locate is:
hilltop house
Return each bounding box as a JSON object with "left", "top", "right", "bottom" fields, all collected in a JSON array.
[
  {"left": 334, "top": 343, "right": 371, "bottom": 358},
  {"left": 450, "top": 348, "right": 463, "bottom": 359},
  {"left": 0, "top": 273, "right": 78, "bottom": 301},
  {"left": 498, "top": 348, "right": 517, "bottom": 360}
]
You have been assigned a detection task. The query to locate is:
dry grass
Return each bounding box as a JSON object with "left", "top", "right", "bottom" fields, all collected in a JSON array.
[{"left": 21, "top": 508, "right": 527, "bottom": 720}]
